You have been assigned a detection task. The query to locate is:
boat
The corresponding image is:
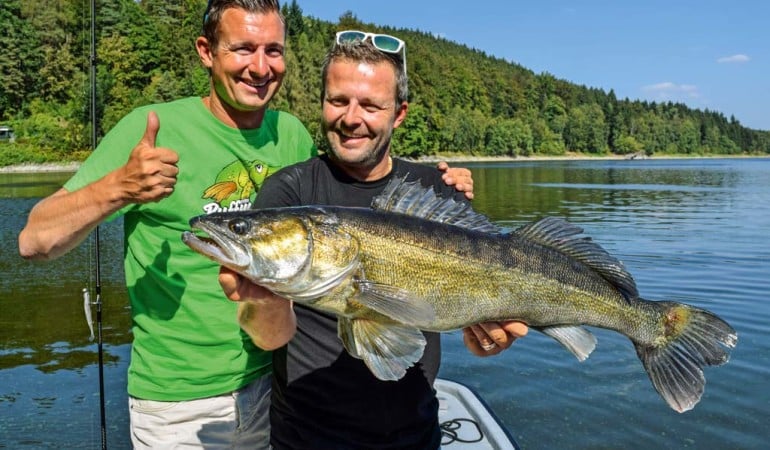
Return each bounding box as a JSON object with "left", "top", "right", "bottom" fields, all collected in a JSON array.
[{"left": 435, "top": 378, "right": 520, "bottom": 449}]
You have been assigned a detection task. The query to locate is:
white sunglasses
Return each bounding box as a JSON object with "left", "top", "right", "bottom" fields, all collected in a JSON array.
[{"left": 335, "top": 30, "right": 407, "bottom": 75}]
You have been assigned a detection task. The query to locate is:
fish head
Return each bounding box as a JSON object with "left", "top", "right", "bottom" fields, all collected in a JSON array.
[
  {"left": 182, "top": 207, "right": 360, "bottom": 300},
  {"left": 182, "top": 209, "right": 314, "bottom": 286}
]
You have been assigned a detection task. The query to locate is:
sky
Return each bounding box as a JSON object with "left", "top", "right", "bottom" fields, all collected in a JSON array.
[{"left": 298, "top": 0, "right": 769, "bottom": 131}]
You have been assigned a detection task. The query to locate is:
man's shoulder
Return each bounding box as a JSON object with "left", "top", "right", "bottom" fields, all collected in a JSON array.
[
  {"left": 132, "top": 97, "right": 201, "bottom": 114},
  {"left": 115, "top": 97, "right": 203, "bottom": 127},
  {"left": 270, "top": 156, "right": 323, "bottom": 180},
  {"left": 394, "top": 159, "right": 443, "bottom": 183}
]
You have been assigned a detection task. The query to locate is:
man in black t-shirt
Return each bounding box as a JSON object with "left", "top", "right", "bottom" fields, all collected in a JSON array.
[{"left": 219, "top": 33, "right": 528, "bottom": 449}]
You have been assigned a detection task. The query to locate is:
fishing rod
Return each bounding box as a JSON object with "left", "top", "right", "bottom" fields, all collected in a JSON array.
[{"left": 82, "top": 0, "right": 108, "bottom": 447}]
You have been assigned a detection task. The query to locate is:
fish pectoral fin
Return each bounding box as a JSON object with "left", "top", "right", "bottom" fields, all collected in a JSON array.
[
  {"left": 355, "top": 281, "right": 435, "bottom": 327},
  {"left": 338, "top": 317, "right": 426, "bottom": 381},
  {"left": 537, "top": 325, "right": 597, "bottom": 361}
]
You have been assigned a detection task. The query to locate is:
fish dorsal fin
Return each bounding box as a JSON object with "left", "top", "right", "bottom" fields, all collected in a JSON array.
[
  {"left": 514, "top": 217, "right": 639, "bottom": 301},
  {"left": 371, "top": 174, "right": 503, "bottom": 233}
]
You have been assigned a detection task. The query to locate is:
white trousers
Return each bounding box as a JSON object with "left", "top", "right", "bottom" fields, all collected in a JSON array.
[{"left": 129, "top": 375, "right": 271, "bottom": 449}]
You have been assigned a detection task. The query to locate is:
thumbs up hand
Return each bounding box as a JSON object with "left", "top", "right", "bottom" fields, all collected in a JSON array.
[{"left": 118, "top": 111, "right": 180, "bottom": 204}]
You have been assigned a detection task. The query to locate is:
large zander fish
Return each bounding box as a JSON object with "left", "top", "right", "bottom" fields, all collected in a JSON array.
[{"left": 182, "top": 176, "right": 737, "bottom": 413}]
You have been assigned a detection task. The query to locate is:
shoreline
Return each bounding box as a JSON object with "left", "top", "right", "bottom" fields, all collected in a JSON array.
[
  {"left": 0, "top": 162, "right": 82, "bottom": 173},
  {"left": 1, "top": 154, "right": 767, "bottom": 174}
]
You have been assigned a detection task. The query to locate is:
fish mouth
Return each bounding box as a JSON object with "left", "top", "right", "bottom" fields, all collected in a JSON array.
[{"left": 181, "top": 221, "right": 251, "bottom": 270}]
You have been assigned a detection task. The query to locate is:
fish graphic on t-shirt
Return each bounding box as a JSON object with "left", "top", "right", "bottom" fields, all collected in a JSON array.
[{"left": 203, "top": 159, "right": 279, "bottom": 207}]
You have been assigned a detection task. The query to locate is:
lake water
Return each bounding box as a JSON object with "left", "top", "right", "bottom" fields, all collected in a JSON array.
[{"left": 1, "top": 158, "right": 768, "bottom": 449}]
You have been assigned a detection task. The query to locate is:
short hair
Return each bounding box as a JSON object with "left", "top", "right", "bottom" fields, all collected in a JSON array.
[
  {"left": 202, "top": 0, "right": 285, "bottom": 50},
  {"left": 321, "top": 40, "right": 409, "bottom": 105}
]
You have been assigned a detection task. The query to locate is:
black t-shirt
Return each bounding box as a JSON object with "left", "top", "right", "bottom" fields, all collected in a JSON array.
[{"left": 255, "top": 155, "right": 466, "bottom": 450}]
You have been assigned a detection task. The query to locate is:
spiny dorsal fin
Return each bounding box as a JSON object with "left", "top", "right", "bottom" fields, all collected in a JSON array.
[
  {"left": 371, "top": 174, "right": 502, "bottom": 233},
  {"left": 514, "top": 217, "right": 639, "bottom": 301}
]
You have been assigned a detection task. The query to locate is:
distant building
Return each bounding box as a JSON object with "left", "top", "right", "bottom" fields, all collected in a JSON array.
[{"left": 0, "top": 126, "right": 15, "bottom": 142}]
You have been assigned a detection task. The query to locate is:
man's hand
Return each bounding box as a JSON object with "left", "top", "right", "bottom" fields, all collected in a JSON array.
[
  {"left": 219, "top": 266, "right": 276, "bottom": 304},
  {"left": 463, "top": 321, "right": 528, "bottom": 357},
  {"left": 437, "top": 161, "right": 474, "bottom": 200},
  {"left": 117, "top": 111, "right": 180, "bottom": 204},
  {"left": 219, "top": 267, "right": 297, "bottom": 350}
]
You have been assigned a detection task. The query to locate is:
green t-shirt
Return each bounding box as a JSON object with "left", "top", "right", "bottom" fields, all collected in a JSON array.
[{"left": 65, "top": 97, "right": 316, "bottom": 400}]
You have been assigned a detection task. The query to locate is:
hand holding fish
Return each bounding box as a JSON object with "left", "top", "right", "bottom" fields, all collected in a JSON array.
[
  {"left": 218, "top": 266, "right": 296, "bottom": 351},
  {"left": 437, "top": 162, "right": 474, "bottom": 200},
  {"left": 463, "top": 321, "right": 529, "bottom": 357},
  {"left": 117, "top": 111, "right": 179, "bottom": 204}
]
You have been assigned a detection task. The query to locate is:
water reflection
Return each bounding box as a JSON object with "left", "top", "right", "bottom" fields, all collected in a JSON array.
[
  {"left": 0, "top": 171, "right": 73, "bottom": 199},
  {"left": 0, "top": 170, "right": 131, "bottom": 375}
]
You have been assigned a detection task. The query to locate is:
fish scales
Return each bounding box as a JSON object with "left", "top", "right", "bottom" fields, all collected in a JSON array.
[{"left": 335, "top": 207, "right": 642, "bottom": 332}]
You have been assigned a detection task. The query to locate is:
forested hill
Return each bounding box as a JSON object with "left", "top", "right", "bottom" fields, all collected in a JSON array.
[{"left": 1, "top": 0, "right": 768, "bottom": 165}]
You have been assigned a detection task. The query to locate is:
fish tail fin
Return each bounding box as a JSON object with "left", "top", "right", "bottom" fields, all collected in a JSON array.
[{"left": 634, "top": 301, "right": 737, "bottom": 413}]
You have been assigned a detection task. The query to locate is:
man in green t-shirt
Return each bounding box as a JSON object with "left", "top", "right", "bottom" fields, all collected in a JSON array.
[{"left": 18, "top": 1, "right": 473, "bottom": 448}]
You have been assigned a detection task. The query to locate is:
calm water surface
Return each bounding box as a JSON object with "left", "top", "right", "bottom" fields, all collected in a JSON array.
[{"left": 1, "top": 159, "right": 768, "bottom": 449}]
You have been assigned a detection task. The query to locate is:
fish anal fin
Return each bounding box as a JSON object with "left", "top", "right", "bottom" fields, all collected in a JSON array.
[
  {"left": 537, "top": 325, "right": 597, "bottom": 361},
  {"left": 338, "top": 318, "right": 426, "bottom": 381}
]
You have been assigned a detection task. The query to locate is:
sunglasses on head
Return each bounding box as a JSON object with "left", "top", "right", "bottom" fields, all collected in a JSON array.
[
  {"left": 203, "top": 0, "right": 213, "bottom": 26},
  {"left": 335, "top": 30, "right": 407, "bottom": 75}
]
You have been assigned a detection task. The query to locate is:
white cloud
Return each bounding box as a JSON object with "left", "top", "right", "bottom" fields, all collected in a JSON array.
[
  {"left": 642, "top": 81, "right": 700, "bottom": 98},
  {"left": 642, "top": 82, "right": 701, "bottom": 100},
  {"left": 717, "top": 54, "right": 750, "bottom": 64}
]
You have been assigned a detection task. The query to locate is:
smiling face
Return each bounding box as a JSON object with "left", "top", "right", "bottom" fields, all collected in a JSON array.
[
  {"left": 196, "top": 8, "right": 285, "bottom": 129},
  {"left": 322, "top": 59, "right": 408, "bottom": 181}
]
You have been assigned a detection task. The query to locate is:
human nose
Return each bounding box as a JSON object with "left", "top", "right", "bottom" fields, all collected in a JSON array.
[
  {"left": 340, "top": 102, "right": 363, "bottom": 127},
  {"left": 248, "top": 50, "right": 269, "bottom": 76}
]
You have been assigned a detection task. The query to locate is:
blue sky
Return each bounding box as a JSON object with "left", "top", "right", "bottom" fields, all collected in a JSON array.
[{"left": 298, "top": 0, "right": 768, "bottom": 131}]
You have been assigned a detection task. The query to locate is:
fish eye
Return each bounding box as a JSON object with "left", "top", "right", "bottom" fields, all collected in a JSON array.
[{"left": 228, "top": 219, "right": 251, "bottom": 235}]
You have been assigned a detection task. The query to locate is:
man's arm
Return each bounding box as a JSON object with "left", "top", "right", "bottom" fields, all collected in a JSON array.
[{"left": 18, "top": 112, "right": 179, "bottom": 260}]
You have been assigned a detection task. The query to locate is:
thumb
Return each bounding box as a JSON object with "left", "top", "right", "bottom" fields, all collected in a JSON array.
[{"left": 140, "top": 111, "right": 160, "bottom": 148}]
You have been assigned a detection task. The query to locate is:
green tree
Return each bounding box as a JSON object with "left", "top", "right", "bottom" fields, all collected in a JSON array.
[
  {"left": 283, "top": 0, "right": 305, "bottom": 36},
  {"left": 614, "top": 135, "right": 643, "bottom": 155},
  {"left": 530, "top": 118, "right": 566, "bottom": 155},
  {"left": 440, "top": 106, "right": 488, "bottom": 153},
  {"left": 0, "top": 0, "right": 44, "bottom": 117},
  {"left": 393, "top": 103, "right": 432, "bottom": 157},
  {"left": 565, "top": 103, "right": 608, "bottom": 154},
  {"left": 485, "top": 117, "right": 533, "bottom": 157}
]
